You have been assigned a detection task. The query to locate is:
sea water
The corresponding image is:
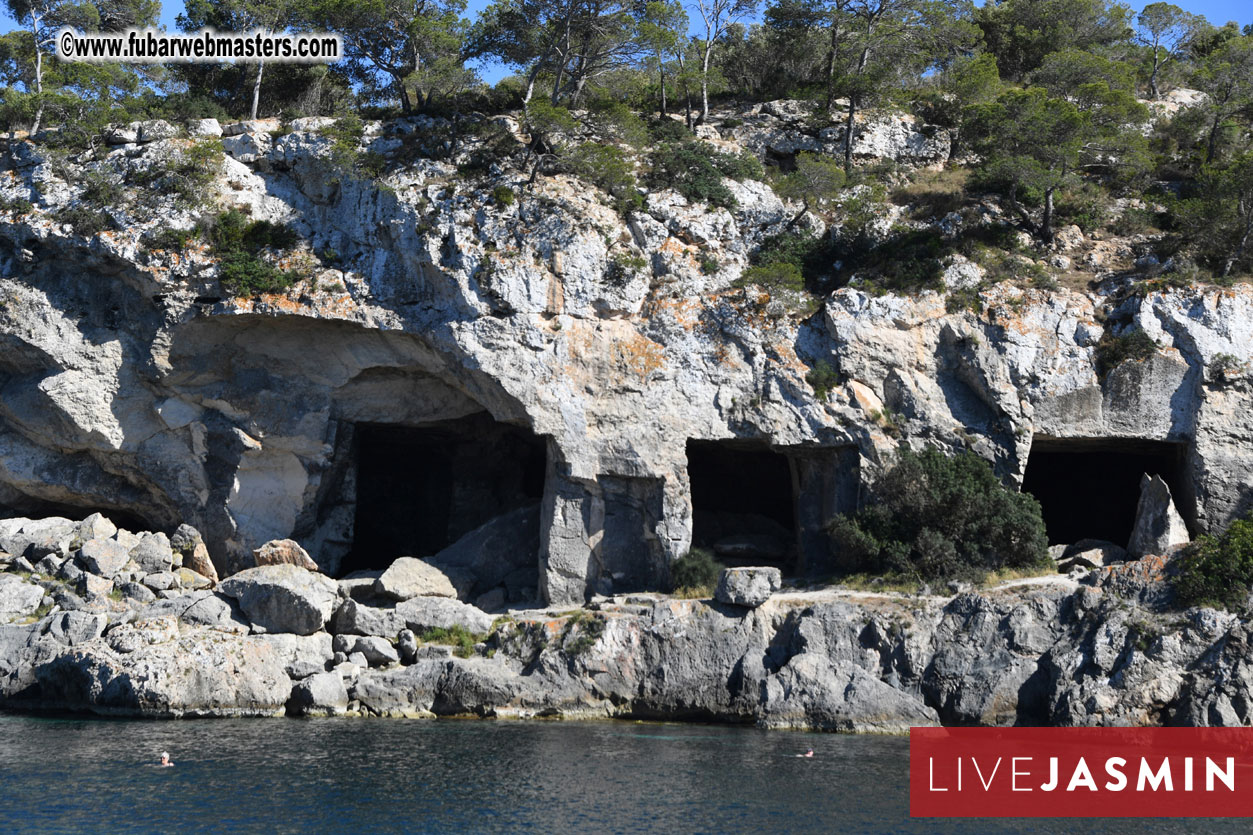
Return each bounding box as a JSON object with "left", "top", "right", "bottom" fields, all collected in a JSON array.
[{"left": 0, "top": 715, "right": 1245, "bottom": 833}]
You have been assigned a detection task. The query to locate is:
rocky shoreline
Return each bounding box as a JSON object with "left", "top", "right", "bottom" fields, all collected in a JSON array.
[{"left": 1, "top": 512, "right": 1247, "bottom": 731}]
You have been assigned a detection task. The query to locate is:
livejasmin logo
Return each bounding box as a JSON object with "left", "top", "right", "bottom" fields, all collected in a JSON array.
[{"left": 910, "top": 727, "right": 1253, "bottom": 818}]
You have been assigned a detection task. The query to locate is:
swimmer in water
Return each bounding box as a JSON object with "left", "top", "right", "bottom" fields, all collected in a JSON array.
[
  {"left": 796, "top": 749, "right": 814, "bottom": 758},
  {"left": 159, "top": 751, "right": 173, "bottom": 767}
]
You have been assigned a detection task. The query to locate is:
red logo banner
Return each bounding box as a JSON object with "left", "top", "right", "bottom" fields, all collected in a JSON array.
[{"left": 910, "top": 727, "right": 1253, "bottom": 818}]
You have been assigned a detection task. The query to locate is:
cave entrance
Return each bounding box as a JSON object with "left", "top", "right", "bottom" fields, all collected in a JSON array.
[
  {"left": 341, "top": 413, "right": 546, "bottom": 576},
  {"left": 1021, "top": 436, "right": 1192, "bottom": 547},
  {"left": 686, "top": 440, "right": 798, "bottom": 572}
]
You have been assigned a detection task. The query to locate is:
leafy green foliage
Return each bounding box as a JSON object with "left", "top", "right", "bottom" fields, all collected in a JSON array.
[
  {"left": 805, "top": 360, "right": 840, "bottom": 399},
  {"left": 55, "top": 204, "right": 113, "bottom": 236},
  {"left": 491, "top": 184, "right": 516, "bottom": 206},
  {"left": 648, "top": 141, "right": 761, "bottom": 209},
  {"left": 1094, "top": 329, "right": 1158, "bottom": 377},
  {"left": 734, "top": 262, "right": 804, "bottom": 293},
  {"left": 670, "top": 548, "right": 724, "bottom": 592},
  {"left": 203, "top": 209, "right": 301, "bottom": 297},
  {"left": 1174, "top": 514, "right": 1253, "bottom": 609},
  {"left": 827, "top": 447, "right": 1049, "bottom": 582},
  {"left": 567, "top": 143, "right": 643, "bottom": 215}
]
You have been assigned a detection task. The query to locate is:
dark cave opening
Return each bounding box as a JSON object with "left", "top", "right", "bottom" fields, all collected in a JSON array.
[
  {"left": 0, "top": 496, "right": 154, "bottom": 535},
  {"left": 686, "top": 440, "right": 797, "bottom": 570},
  {"left": 341, "top": 413, "right": 546, "bottom": 577},
  {"left": 1021, "top": 437, "right": 1192, "bottom": 547}
]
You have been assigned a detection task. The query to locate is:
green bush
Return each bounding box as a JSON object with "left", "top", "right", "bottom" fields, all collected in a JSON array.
[
  {"left": 144, "top": 227, "right": 199, "bottom": 252},
  {"left": 827, "top": 446, "right": 1049, "bottom": 582},
  {"left": 202, "top": 209, "right": 301, "bottom": 298},
  {"left": 79, "top": 172, "right": 125, "bottom": 208},
  {"left": 491, "top": 184, "right": 516, "bottom": 207},
  {"left": 647, "top": 117, "right": 693, "bottom": 143},
  {"left": 0, "top": 196, "right": 34, "bottom": 215},
  {"left": 56, "top": 205, "right": 113, "bottom": 236},
  {"left": 734, "top": 262, "right": 804, "bottom": 293},
  {"left": 568, "top": 143, "right": 643, "bottom": 215},
  {"left": 1174, "top": 514, "right": 1253, "bottom": 610},
  {"left": 806, "top": 360, "right": 841, "bottom": 398},
  {"left": 670, "top": 548, "right": 724, "bottom": 592},
  {"left": 648, "top": 141, "right": 762, "bottom": 209},
  {"left": 1094, "top": 329, "right": 1158, "bottom": 378}
]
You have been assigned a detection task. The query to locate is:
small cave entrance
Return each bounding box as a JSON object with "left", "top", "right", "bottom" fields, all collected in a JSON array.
[
  {"left": 340, "top": 413, "right": 546, "bottom": 577},
  {"left": 1021, "top": 436, "right": 1193, "bottom": 547},
  {"left": 686, "top": 440, "right": 798, "bottom": 571}
]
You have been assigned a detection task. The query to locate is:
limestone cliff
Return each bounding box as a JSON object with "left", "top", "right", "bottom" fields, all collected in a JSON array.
[{"left": 0, "top": 102, "right": 1250, "bottom": 608}]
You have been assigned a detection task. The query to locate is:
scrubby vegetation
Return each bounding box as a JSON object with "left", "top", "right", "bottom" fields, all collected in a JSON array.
[
  {"left": 202, "top": 209, "right": 303, "bottom": 298},
  {"left": 418, "top": 625, "right": 486, "bottom": 658},
  {"left": 1174, "top": 512, "right": 1253, "bottom": 609},
  {"left": 827, "top": 446, "right": 1050, "bottom": 583},
  {"left": 669, "top": 548, "right": 724, "bottom": 596}
]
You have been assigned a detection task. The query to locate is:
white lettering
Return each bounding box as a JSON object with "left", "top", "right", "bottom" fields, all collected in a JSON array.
[
  {"left": 1138, "top": 758, "right": 1173, "bottom": 792},
  {"left": 1067, "top": 757, "right": 1098, "bottom": 792},
  {"left": 929, "top": 757, "right": 948, "bottom": 791},
  {"left": 1104, "top": 757, "right": 1127, "bottom": 791},
  {"left": 1040, "top": 757, "right": 1058, "bottom": 792},
  {"left": 973, "top": 757, "right": 1002, "bottom": 791},
  {"left": 1207, "top": 757, "right": 1236, "bottom": 792},
  {"left": 1012, "top": 757, "right": 1032, "bottom": 791}
]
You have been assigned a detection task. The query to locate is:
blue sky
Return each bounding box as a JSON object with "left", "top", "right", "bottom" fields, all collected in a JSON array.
[{"left": 1, "top": 0, "right": 1249, "bottom": 86}]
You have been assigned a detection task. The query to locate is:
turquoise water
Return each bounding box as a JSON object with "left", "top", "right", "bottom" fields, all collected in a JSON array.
[{"left": 0, "top": 715, "right": 1246, "bottom": 833}]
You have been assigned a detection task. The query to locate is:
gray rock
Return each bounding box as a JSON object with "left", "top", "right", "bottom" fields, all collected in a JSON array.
[
  {"left": 288, "top": 671, "right": 349, "bottom": 716},
  {"left": 714, "top": 567, "right": 781, "bottom": 608},
  {"left": 218, "top": 565, "right": 338, "bottom": 635},
  {"left": 187, "top": 118, "right": 222, "bottom": 138},
  {"left": 175, "top": 568, "right": 214, "bottom": 590},
  {"left": 329, "top": 599, "right": 407, "bottom": 637},
  {"left": 138, "top": 590, "right": 249, "bottom": 632},
  {"left": 474, "top": 587, "right": 506, "bottom": 612},
  {"left": 119, "top": 582, "right": 156, "bottom": 604},
  {"left": 129, "top": 532, "right": 175, "bottom": 573},
  {"left": 397, "top": 629, "right": 418, "bottom": 664},
  {"left": 0, "top": 518, "right": 76, "bottom": 561},
  {"left": 351, "top": 660, "right": 445, "bottom": 717},
  {"left": 333, "top": 634, "right": 399, "bottom": 666},
  {"left": 374, "top": 557, "right": 458, "bottom": 601},
  {"left": 136, "top": 120, "right": 177, "bottom": 143},
  {"left": 256, "top": 632, "right": 335, "bottom": 678},
  {"left": 337, "top": 570, "right": 383, "bottom": 601},
  {"left": 1128, "top": 474, "right": 1190, "bottom": 557},
  {"left": 430, "top": 504, "right": 540, "bottom": 599},
  {"left": 42, "top": 611, "right": 107, "bottom": 645},
  {"left": 1059, "top": 539, "right": 1127, "bottom": 571},
  {"left": 143, "top": 571, "right": 178, "bottom": 591},
  {"left": 0, "top": 575, "right": 45, "bottom": 618},
  {"left": 78, "top": 539, "right": 130, "bottom": 577},
  {"left": 76, "top": 573, "right": 114, "bottom": 600},
  {"left": 252, "top": 539, "right": 319, "bottom": 571},
  {"left": 760, "top": 654, "right": 940, "bottom": 732},
  {"left": 396, "top": 596, "right": 495, "bottom": 635},
  {"left": 33, "top": 555, "right": 65, "bottom": 576},
  {"left": 347, "top": 651, "right": 369, "bottom": 668}
]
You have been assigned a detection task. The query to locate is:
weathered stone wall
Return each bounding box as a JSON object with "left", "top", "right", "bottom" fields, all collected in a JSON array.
[{"left": 1, "top": 113, "right": 1251, "bottom": 603}]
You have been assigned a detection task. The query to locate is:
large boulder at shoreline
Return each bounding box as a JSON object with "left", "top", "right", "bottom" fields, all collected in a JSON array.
[
  {"left": 350, "top": 660, "right": 446, "bottom": 718},
  {"left": 32, "top": 630, "right": 294, "bottom": 717},
  {"left": 137, "top": 590, "right": 249, "bottom": 632},
  {"left": 1128, "top": 474, "right": 1190, "bottom": 557},
  {"left": 374, "top": 557, "right": 458, "bottom": 601},
  {"left": 218, "top": 565, "right": 338, "bottom": 635},
  {"left": 760, "top": 654, "right": 940, "bottom": 732},
  {"left": 396, "top": 596, "right": 494, "bottom": 635},
  {"left": 78, "top": 538, "right": 130, "bottom": 577},
  {"left": 715, "top": 567, "right": 781, "bottom": 608},
  {"left": 288, "top": 671, "right": 349, "bottom": 716}
]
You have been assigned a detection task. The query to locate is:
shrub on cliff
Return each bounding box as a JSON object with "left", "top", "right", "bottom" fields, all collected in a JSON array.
[
  {"left": 647, "top": 141, "right": 762, "bottom": 209},
  {"left": 1174, "top": 514, "right": 1253, "bottom": 610},
  {"left": 670, "top": 548, "right": 724, "bottom": 594},
  {"left": 827, "top": 447, "right": 1049, "bottom": 582}
]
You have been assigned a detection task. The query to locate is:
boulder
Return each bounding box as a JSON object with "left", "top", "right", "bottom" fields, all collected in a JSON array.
[
  {"left": 129, "top": 532, "right": 175, "bottom": 573},
  {"left": 474, "top": 587, "right": 506, "bottom": 613},
  {"left": 78, "top": 539, "right": 130, "bottom": 577},
  {"left": 760, "top": 654, "right": 940, "bottom": 732},
  {"left": 429, "top": 504, "right": 540, "bottom": 598},
  {"left": 333, "top": 634, "right": 399, "bottom": 666},
  {"left": 714, "top": 567, "right": 781, "bottom": 608},
  {"left": 119, "top": 582, "right": 156, "bottom": 604},
  {"left": 1127, "top": 474, "right": 1190, "bottom": 558},
  {"left": 187, "top": 118, "right": 222, "bottom": 138},
  {"left": 374, "top": 557, "right": 457, "bottom": 601},
  {"left": 253, "top": 539, "right": 319, "bottom": 572},
  {"left": 143, "top": 571, "right": 178, "bottom": 591},
  {"left": 397, "top": 629, "right": 419, "bottom": 664},
  {"left": 0, "top": 575, "right": 45, "bottom": 618},
  {"left": 104, "top": 124, "right": 139, "bottom": 145},
  {"left": 329, "top": 599, "right": 407, "bottom": 637},
  {"left": 76, "top": 513, "right": 117, "bottom": 543},
  {"left": 396, "top": 596, "right": 495, "bottom": 635},
  {"left": 76, "top": 573, "right": 114, "bottom": 599},
  {"left": 288, "top": 671, "right": 349, "bottom": 716},
  {"left": 138, "top": 590, "right": 249, "bottom": 633},
  {"left": 1058, "top": 539, "right": 1127, "bottom": 571},
  {"left": 42, "top": 611, "right": 107, "bottom": 645},
  {"left": 175, "top": 568, "right": 214, "bottom": 590},
  {"left": 34, "top": 630, "right": 293, "bottom": 717},
  {"left": 106, "top": 616, "right": 179, "bottom": 653},
  {"left": 337, "top": 570, "right": 383, "bottom": 601},
  {"left": 136, "top": 120, "right": 177, "bottom": 143},
  {"left": 0, "top": 518, "right": 76, "bottom": 560},
  {"left": 218, "top": 565, "right": 338, "bottom": 635},
  {"left": 256, "top": 632, "right": 335, "bottom": 678}
]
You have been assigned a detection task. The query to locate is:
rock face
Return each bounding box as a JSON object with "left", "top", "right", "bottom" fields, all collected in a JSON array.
[
  {"left": 253, "top": 539, "right": 319, "bottom": 572},
  {"left": 0, "top": 101, "right": 1248, "bottom": 611},
  {"left": 714, "top": 567, "right": 781, "bottom": 608},
  {"left": 218, "top": 565, "right": 338, "bottom": 636},
  {"left": 1128, "top": 474, "right": 1191, "bottom": 557}
]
